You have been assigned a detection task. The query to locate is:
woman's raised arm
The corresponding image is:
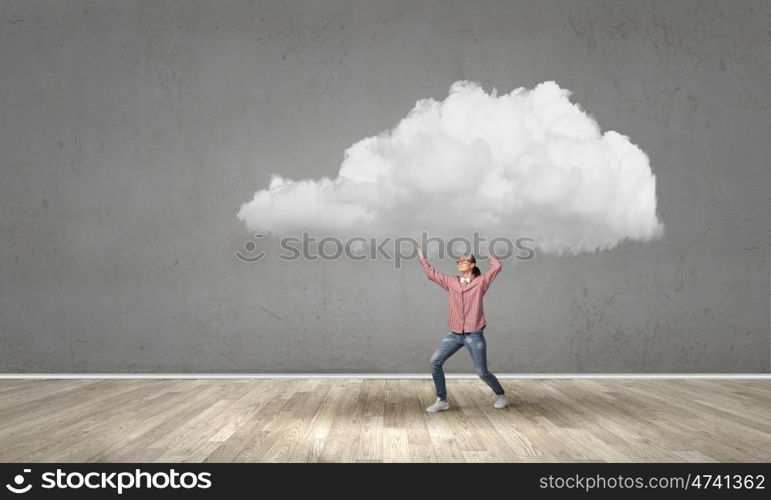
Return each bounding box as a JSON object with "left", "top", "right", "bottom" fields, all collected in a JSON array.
[
  {"left": 413, "top": 242, "right": 450, "bottom": 291},
  {"left": 480, "top": 252, "right": 503, "bottom": 294}
]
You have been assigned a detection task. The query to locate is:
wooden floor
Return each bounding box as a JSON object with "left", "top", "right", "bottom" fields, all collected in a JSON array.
[{"left": 0, "top": 378, "right": 768, "bottom": 462}]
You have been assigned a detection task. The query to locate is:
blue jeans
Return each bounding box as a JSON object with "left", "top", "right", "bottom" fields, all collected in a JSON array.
[{"left": 430, "top": 330, "right": 505, "bottom": 401}]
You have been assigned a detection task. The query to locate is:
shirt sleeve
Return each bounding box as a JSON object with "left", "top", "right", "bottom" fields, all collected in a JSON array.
[
  {"left": 480, "top": 253, "right": 503, "bottom": 294},
  {"left": 420, "top": 257, "right": 450, "bottom": 291}
]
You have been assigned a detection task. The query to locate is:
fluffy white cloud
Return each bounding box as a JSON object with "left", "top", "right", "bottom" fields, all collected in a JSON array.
[{"left": 237, "top": 80, "right": 664, "bottom": 254}]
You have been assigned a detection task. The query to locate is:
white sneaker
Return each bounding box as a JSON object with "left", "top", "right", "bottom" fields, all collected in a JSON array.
[
  {"left": 426, "top": 398, "right": 450, "bottom": 413},
  {"left": 494, "top": 394, "right": 508, "bottom": 409}
]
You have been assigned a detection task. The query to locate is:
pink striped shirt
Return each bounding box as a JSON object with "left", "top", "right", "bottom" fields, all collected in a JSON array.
[{"left": 419, "top": 254, "right": 502, "bottom": 333}]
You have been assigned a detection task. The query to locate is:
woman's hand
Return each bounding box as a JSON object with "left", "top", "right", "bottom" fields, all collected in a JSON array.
[{"left": 412, "top": 241, "right": 424, "bottom": 259}]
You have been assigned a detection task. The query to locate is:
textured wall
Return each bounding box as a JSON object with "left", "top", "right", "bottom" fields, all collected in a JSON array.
[{"left": 1, "top": 0, "right": 768, "bottom": 373}]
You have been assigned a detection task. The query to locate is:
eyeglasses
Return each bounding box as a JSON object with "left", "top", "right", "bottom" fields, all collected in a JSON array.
[{"left": 456, "top": 259, "right": 472, "bottom": 264}]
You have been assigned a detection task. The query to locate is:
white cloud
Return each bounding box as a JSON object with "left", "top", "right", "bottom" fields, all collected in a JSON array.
[{"left": 237, "top": 80, "right": 664, "bottom": 254}]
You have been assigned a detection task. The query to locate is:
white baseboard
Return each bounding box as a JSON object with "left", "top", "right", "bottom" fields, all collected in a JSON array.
[{"left": 0, "top": 373, "right": 768, "bottom": 379}]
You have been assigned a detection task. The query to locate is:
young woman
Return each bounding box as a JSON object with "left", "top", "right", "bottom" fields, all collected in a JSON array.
[{"left": 414, "top": 243, "right": 507, "bottom": 413}]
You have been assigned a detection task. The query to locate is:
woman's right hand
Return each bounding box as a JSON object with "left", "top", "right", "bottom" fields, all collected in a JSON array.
[{"left": 412, "top": 241, "right": 424, "bottom": 259}]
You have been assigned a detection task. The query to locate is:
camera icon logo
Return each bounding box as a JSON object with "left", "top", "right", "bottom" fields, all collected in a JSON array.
[{"left": 5, "top": 469, "right": 32, "bottom": 494}]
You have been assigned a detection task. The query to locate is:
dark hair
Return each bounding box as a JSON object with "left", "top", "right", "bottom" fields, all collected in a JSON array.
[{"left": 462, "top": 254, "right": 481, "bottom": 277}]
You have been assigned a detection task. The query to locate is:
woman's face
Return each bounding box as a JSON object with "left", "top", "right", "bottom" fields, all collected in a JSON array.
[{"left": 456, "top": 257, "right": 474, "bottom": 273}]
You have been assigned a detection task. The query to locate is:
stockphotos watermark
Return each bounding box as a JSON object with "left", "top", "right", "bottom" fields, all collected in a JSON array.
[
  {"left": 235, "top": 231, "right": 536, "bottom": 269},
  {"left": 4, "top": 467, "right": 212, "bottom": 495}
]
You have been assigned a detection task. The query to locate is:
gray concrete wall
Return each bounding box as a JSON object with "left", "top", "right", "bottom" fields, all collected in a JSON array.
[{"left": 1, "top": 0, "right": 768, "bottom": 373}]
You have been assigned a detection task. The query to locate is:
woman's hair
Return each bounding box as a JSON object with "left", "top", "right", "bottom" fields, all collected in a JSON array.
[{"left": 463, "top": 254, "right": 481, "bottom": 277}]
